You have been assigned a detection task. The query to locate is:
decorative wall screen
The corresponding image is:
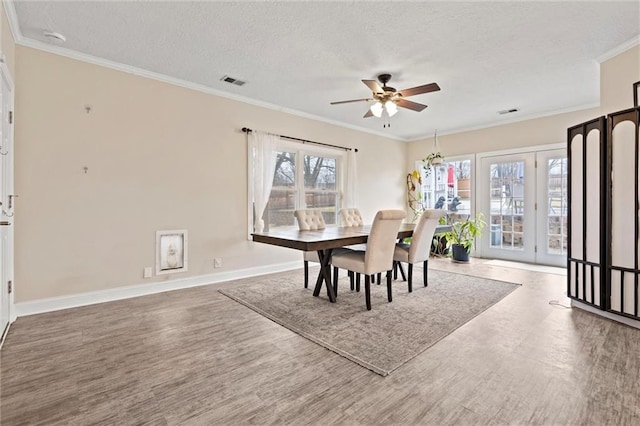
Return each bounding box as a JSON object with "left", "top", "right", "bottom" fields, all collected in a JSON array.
[
  {"left": 568, "top": 105, "right": 640, "bottom": 322},
  {"left": 607, "top": 108, "right": 640, "bottom": 319},
  {"left": 567, "top": 117, "right": 606, "bottom": 308}
]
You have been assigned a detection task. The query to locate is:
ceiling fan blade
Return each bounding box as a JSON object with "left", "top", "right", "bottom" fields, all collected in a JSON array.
[
  {"left": 398, "top": 82, "right": 441, "bottom": 97},
  {"left": 363, "top": 109, "right": 374, "bottom": 118},
  {"left": 396, "top": 99, "right": 428, "bottom": 112},
  {"left": 362, "top": 79, "right": 383, "bottom": 93},
  {"left": 330, "top": 98, "right": 372, "bottom": 105}
]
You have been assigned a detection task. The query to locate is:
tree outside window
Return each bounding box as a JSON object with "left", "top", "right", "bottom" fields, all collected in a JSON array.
[{"left": 262, "top": 151, "right": 339, "bottom": 230}]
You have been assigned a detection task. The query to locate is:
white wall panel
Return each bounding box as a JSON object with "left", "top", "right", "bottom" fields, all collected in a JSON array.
[
  {"left": 585, "top": 130, "right": 601, "bottom": 263},
  {"left": 570, "top": 134, "right": 584, "bottom": 260},
  {"left": 623, "top": 272, "right": 636, "bottom": 315},
  {"left": 593, "top": 266, "right": 601, "bottom": 306},
  {"left": 611, "top": 122, "right": 636, "bottom": 269},
  {"left": 610, "top": 269, "right": 622, "bottom": 311}
]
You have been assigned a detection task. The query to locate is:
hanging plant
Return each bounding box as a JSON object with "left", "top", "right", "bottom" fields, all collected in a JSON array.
[
  {"left": 424, "top": 151, "right": 445, "bottom": 165},
  {"left": 422, "top": 129, "right": 444, "bottom": 177}
]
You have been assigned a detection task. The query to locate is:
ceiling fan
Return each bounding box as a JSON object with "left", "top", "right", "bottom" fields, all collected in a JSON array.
[{"left": 331, "top": 73, "right": 440, "bottom": 119}]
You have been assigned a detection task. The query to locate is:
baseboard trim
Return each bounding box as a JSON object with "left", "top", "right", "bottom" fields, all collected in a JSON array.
[
  {"left": 14, "top": 261, "right": 301, "bottom": 317},
  {"left": 571, "top": 300, "right": 640, "bottom": 330},
  {"left": 0, "top": 321, "right": 10, "bottom": 350}
]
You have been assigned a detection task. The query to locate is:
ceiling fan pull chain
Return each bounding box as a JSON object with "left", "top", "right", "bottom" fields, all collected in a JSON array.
[{"left": 433, "top": 129, "right": 439, "bottom": 151}]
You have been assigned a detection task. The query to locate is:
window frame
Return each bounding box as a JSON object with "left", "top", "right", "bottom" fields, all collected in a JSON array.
[
  {"left": 416, "top": 154, "right": 475, "bottom": 217},
  {"left": 248, "top": 139, "right": 346, "bottom": 236}
]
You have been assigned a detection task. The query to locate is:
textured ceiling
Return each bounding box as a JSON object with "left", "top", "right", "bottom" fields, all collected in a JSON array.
[{"left": 11, "top": 1, "right": 640, "bottom": 141}]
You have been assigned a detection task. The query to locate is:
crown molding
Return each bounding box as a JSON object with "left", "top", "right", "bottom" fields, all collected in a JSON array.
[
  {"left": 406, "top": 102, "right": 600, "bottom": 143},
  {"left": 596, "top": 34, "right": 640, "bottom": 64},
  {"left": 2, "top": 0, "right": 621, "bottom": 144},
  {"left": 3, "top": 1, "right": 22, "bottom": 43},
  {"left": 13, "top": 36, "right": 406, "bottom": 142}
]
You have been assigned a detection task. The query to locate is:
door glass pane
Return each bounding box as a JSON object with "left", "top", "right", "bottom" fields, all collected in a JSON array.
[
  {"left": 489, "top": 161, "right": 525, "bottom": 250},
  {"left": 546, "top": 157, "right": 568, "bottom": 255},
  {"left": 304, "top": 155, "right": 338, "bottom": 225},
  {"left": 263, "top": 151, "right": 296, "bottom": 230}
]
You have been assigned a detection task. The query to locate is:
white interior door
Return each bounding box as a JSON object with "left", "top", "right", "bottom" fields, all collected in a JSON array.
[
  {"left": 480, "top": 153, "right": 536, "bottom": 263},
  {"left": 0, "top": 62, "right": 14, "bottom": 343},
  {"left": 536, "top": 150, "right": 569, "bottom": 266}
]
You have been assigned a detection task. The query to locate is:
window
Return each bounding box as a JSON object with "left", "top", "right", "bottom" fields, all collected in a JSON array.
[
  {"left": 265, "top": 151, "right": 297, "bottom": 228},
  {"left": 419, "top": 157, "right": 473, "bottom": 219},
  {"left": 257, "top": 142, "right": 343, "bottom": 231}
]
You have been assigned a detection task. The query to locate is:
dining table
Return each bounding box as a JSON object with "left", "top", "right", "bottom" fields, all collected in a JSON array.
[{"left": 252, "top": 223, "right": 451, "bottom": 303}]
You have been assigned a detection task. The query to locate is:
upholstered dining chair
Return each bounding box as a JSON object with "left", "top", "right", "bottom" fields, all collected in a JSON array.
[
  {"left": 337, "top": 207, "right": 382, "bottom": 288},
  {"left": 294, "top": 209, "right": 327, "bottom": 289},
  {"left": 331, "top": 209, "right": 406, "bottom": 310},
  {"left": 339, "top": 208, "right": 365, "bottom": 227},
  {"left": 393, "top": 209, "right": 445, "bottom": 292},
  {"left": 337, "top": 208, "right": 367, "bottom": 291}
]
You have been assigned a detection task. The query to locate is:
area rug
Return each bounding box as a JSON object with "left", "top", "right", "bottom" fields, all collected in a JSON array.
[{"left": 219, "top": 269, "right": 520, "bottom": 376}]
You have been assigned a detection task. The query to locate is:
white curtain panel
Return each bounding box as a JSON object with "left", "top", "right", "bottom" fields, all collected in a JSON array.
[
  {"left": 249, "top": 131, "right": 279, "bottom": 232},
  {"left": 343, "top": 149, "right": 358, "bottom": 209}
]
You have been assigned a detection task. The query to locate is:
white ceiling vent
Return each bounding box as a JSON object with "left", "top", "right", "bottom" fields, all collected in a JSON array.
[
  {"left": 43, "top": 30, "right": 66, "bottom": 44},
  {"left": 221, "top": 75, "right": 246, "bottom": 86},
  {"left": 497, "top": 108, "right": 520, "bottom": 115}
]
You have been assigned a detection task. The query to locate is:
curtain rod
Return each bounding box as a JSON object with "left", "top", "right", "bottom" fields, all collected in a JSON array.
[{"left": 241, "top": 127, "right": 357, "bottom": 152}]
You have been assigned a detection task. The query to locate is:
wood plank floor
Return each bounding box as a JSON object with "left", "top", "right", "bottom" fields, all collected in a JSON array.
[{"left": 2, "top": 258, "right": 639, "bottom": 425}]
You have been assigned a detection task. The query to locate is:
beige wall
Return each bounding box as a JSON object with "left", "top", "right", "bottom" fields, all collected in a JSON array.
[
  {"left": 407, "top": 44, "right": 640, "bottom": 170},
  {"left": 14, "top": 46, "right": 406, "bottom": 302},
  {"left": 600, "top": 44, "right": 640, "bottom": 113},
  {"left": 406, "top": 107, "right": 598, "bottom": 170},
  {"left": 12, "top": 35, "right": 640, "bottom": 303}
]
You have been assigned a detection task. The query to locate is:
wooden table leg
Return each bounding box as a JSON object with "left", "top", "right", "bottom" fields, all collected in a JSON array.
[
  {"left": 312, "top": 249, "right": 336, "bottom": 302},
  {"left": 395, "top": 237, "right": 407, "bottom": 281}
]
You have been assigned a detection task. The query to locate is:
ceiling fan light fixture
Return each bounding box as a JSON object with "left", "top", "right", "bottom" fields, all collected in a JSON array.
[
  {"left": 385, "top": 101, "right": 398, "bottom": 117},
  {"left": 370, "top": 101, "right": 383, "bottom": 118},
  {"left": 331, "top": 74, "right": 440, "bottom": 120}
]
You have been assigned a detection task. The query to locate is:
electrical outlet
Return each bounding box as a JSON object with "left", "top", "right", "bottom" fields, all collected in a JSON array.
[
  {"left": 214, "top": 258, "right": 222, "bottom": 268},
  {"left": 143, "top": 267, "right": 153, "bottom": 278}
]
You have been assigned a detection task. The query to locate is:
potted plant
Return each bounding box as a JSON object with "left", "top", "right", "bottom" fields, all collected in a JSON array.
[
  {"left": 441, "top": 213, "right": 486, "bottom": 262},
  {"left": 422, "top": 130, "right": 444, "bottom": 177},
  {"left": 422, "top": 152, "right": 445, "bottom": 179},
  {"left": 424, "top": 152, "right": 445, "bottom": 166}
]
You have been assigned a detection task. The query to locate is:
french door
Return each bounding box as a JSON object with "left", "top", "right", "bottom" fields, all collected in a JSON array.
[
  {"left": 479, "top": 149, "right": 568, "bottom": 266},
  {"left": 535, "top": 150, "right": 569, "bottom": 266},
  {"left": 480, "top": 153, "right": 536, "bottom": 262}
]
